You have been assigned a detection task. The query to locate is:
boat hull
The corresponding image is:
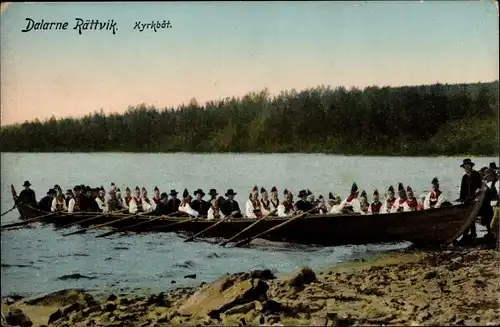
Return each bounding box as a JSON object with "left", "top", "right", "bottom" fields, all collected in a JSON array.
[{"left": 10, "top": 185, "right": 485, "bottom": 247}]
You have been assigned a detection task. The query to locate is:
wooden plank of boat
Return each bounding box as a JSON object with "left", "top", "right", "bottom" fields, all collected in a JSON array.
[
  {"left": 55, "top": 209, "right": 128, "bottom": 230},
  {"left": 1, "top": 212, "right": 57, "bottom": 230},
  {"left": 141, "top": 201, "right": 481, "bottom": 247},
  {"left": 95, "top": 213, "right": 174, "bottom": 238},
  {"left": 444, "top": 186, "right": 486, "bottom": 245},
  {"left": 62, "top": 213, "right": 141, "bottom": 236}
]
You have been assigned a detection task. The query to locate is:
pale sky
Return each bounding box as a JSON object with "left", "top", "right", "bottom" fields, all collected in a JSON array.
[{"left": 0, "top": 1, "right": 498, "bottom": 125}]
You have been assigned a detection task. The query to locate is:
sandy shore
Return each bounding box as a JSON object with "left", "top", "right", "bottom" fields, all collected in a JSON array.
[{"left": 2, "top": 243, "right": 499, "bottom": 327}]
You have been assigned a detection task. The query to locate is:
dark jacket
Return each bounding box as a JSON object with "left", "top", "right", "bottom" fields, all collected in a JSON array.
[
  {"left": 221, "top": 199, "right": 241, "bottom": 217},
  {"left": 294, "top": 200, "right": 313, "bottom": 212},
  {"left": 152, "top": 202, "right": 169, "bottom": 216},
  {"left": 190, "top": 199, "right": 209, "bottom": 216},
  {"left": 166, "top": 198, "right": 181, "bottom": 215},
  {"left": 38, "top": 196, "right": 52, "bottom": 213},
  {"left": 459, "top": 170, "right": 482, "bottom": 203},
  {"left": 16, "top": 189, "right": 37, "bottom": 206},
  {"left": 87, "top": 197, "right": 101, "bottom": 212}
]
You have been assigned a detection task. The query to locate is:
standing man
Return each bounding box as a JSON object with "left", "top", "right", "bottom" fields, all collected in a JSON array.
[
  {"left": 15, "top": 181, "right": 37, "bottom": 208},
  {"left": 457, "top": 158, "right": 483, "bottom": 239}
]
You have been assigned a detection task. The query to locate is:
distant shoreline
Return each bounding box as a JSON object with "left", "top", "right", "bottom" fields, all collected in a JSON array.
[{"left": 1, "top": 81, "right": 498, "bottom": 155}]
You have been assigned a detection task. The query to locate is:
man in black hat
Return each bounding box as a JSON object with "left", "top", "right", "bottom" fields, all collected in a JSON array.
[
  {"left": 39, "top": 189, "right": 56, "bottom": 213},
  {"left": 191, "top": 189, "right": 208, "bottom": 217},
  {"left": 208, "top": 189, "right": 225, "bottom": 208},
  {"left": 457, "top": 158, "right": 483, "bottom": 239},
  {"left": 295, "top": 190, "right": 313, "bottom": 213},
  {"left": 15, "top": 181, "right": 37, "bottom": 207},
  {"left": 221, "top": 189, "right": 242, "bottom": 218},
  {"left": 166, "top": 189, "right": 181, "bottom": 215}
]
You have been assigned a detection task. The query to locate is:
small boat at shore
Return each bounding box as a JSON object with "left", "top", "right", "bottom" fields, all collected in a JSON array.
[{"left": 4, "top": 185, "right": 486, "bottom": 248}]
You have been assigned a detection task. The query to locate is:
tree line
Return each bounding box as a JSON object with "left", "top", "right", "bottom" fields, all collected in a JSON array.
[{"left": 0, "top": 81, "right": 498, "bottom": 155}]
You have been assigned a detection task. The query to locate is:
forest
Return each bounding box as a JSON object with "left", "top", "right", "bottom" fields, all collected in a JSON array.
[{"left": 0, "top": 81, "right": 498, "bottom": 155}]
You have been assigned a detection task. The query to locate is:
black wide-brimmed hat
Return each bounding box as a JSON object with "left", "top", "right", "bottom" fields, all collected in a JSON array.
[
  {"left": 23, "top": 181, "right": 31, "bottom": 187},
  {"left": 65, "top": 189, "right": 73, "bottom": 196},
  {"left": 225, "top": 189, "right": 237, "bottom": 196},
  {"left": 194, "top": 189, "right": 205, "bottom": 197},
  {"left": 169, "top": 189, "right": 179, "bottom": 196},
  {"left": 460, "top": 158, "right": 475, "bottom": 168},
  {"left": 298, "top": 190, "right": 308, "bottom": 198},
  {"left": 73, "top": 185, "right": 82, "bottom": 191},
  {"left": 47, "top": 188, "right": 56, "bottom": 195},
  {"left": 208, "top": 189, "right": 218, "bottom": 196},
  {"left": 160, "top": 192, "right": 168, "bottom": 199}
]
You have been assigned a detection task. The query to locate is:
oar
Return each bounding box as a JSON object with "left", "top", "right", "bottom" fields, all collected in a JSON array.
[
  {"left": 55, "top": 208, "right": 128, "bottom": 230},
  {"left": 1, "top": 202, "right": 23, "bottom": 217},
  {"left": 219, "top": 209, "right": 277, "bottom": 247},
  {"left": 95, "top": 213, "right": 171, "bottom": 238},
  {"left": 1, "top": 212, "right": 57, "bottom": 230},
  {"left": 232, "top": 209, "right": 315, "bottom": 248},
  {"left": 62, "top": 212, "right": 141, "bottom": 236},
  {"left": 184, "top": 212, "right": 236, "bottom": 243}
]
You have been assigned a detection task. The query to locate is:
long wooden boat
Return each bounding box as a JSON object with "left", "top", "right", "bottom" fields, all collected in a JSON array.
[{"left": 6, "top": 185, "right": 486, "bottom": 247}]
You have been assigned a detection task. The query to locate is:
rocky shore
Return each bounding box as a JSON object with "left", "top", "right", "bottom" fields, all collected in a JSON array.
[{"left": 2, "top": 245, "right": 499, "bottom": 327}]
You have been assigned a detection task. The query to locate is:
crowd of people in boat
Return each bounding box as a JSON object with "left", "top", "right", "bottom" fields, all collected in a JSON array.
[{"left": 13, "top": 159, "right": 499, "bottom": 227}]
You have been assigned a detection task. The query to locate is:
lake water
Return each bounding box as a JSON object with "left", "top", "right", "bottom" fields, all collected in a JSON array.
[{"left": 1, "top": 153, "right": 496, "bottom": 297}]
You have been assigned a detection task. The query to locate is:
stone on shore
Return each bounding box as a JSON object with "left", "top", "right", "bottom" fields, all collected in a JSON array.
[{"left": 177, "top": 272, "right": 269, "bottom": 318}]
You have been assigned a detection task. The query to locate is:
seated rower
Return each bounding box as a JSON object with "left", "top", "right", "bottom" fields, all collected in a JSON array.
[
  {"left": 129, "top": 186, "right": 152, "bottom": 214},
  {"left": 208, "top": 189, "right": 225, "bottom": 208},
  {"left": 65, "top": 189, "right": 73, "bottom": 207},
  {"left": 39, "top": 189, "right": 56, "bottom": 213},
  {"left": 391, "top": 183, "right": 407, "bottom": 213},
  {"left": 51, "top": 189, "right": 67, "bottom": 213},
  {"left": 260, "top": 187, "right": 275, "bottom": 217},
  {"left": 380, "top": 185, "right": 396, "bottom": 214},
  {"left": 191, "top": 189, "right": 209, "bottom": 217},
  {"left": 269, "top": 186, "right": 280, "bottom": 213},
  {"left": 246, "top": 186, "right": 263, "bottom": 219},
  {"left": 141, "top": 187, "right": 155, "bottom": 211},
  {"left": 116, "top": 188, "right": 123, "bottom": 205},
  {"left": 110, "top": 182, "right": 117, "bottom": 194},
  {"left": 331, "top": 182, "right": 362, "bottom": 214},
  {"left": 107, "top": 190, "right": 125, "bottom": 212},
  {"left": 68, "top": 185, "right": 88, "bottom": 213},
  {"left": 418, "top": 194, "right": 426, "bottom": 210},
  {"left": 166, "top": 189, "right": 181, "bottom": 215},
  {"left": 315, "top": 195, "right": 328, "bottom": 214},
  {"left": 152, "top": 186, "right": 162, "bottom": 206},
  {"left": 152, "top": 192, "right": 169, "bottom": 216},
  {"left": 359, "top": 190, "right": 369, "bottom": 214},
  {"left": 403, "top": 186, "right": 422, "bottom": 212},
  {"left": 278, "top": 189, "right": 295, "bottom": 217},
  {"left": 368, "top": 189, "right": 382, "bottom": 215},
  {"left": 208, "top": 198, "right": 226, "bottom": 220},
  {"left": 87, "top": 188, "right": 101, "bottom": 212},
  {"left": 221, "top": 189, "right": 242, "bottom": 217},
  {"left": 95, "top": 187, "right": 109, "bottom": 213},
  {"left": 424, "top": 178, "right": 447, "bottom": 209},
  {"left": 295, "top": 190, "right": 313, "bottom": 213},
  {"left": 123, "top": 187, "right": 132, "bottom": 209},
  {"left": 178, "top": 189, "right": 200, "bottom": 217}
]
